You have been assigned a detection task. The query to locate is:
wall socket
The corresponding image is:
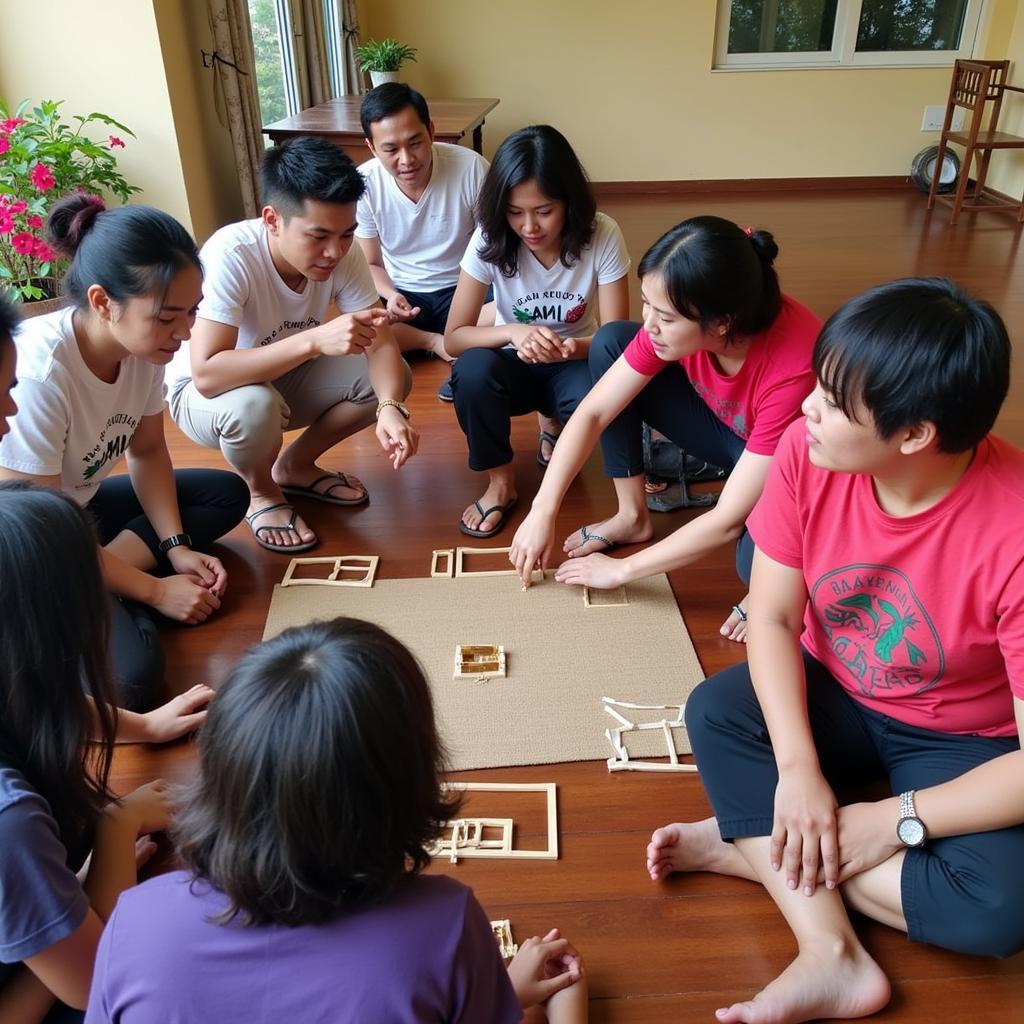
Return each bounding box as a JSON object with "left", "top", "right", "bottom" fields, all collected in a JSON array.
[{"left": 921, "top": 105, "right": 965, "bottom": 132}]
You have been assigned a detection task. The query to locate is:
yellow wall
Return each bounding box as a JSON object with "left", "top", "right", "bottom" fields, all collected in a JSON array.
[
  {"left": 363, "top": 0, "right": 1010, "bottom": 181},
  {"left": 982, "top": 0, "right": 1024, "bottom": 197},
  {"left": 0, "top": 1, "right": 193, "bottom": 228}
]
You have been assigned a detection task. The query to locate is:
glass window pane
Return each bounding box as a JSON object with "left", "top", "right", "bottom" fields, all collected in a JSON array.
[
  {"left": 728, "top": 0, "right": 839, "bottom": 54},
  {"left": 248, "top": 0, "right": 288, "bottom": 125},
  {"left": 856, "top": 0, "right": 969, "bottom": 51}
]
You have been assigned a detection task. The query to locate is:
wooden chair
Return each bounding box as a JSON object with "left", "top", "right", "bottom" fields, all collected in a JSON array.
[{"left": 927, "top": 59, "right": 1024, "bottom": 225}]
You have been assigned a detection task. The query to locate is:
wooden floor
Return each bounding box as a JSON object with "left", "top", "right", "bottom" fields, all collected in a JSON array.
[{"left": 113, "top": 188, "right": 1024, "bottom": 1022}]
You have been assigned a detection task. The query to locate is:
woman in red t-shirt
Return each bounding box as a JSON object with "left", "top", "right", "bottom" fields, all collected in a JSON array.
[{"left": 511, "top": 216, "right": 820, "bottom": 639}]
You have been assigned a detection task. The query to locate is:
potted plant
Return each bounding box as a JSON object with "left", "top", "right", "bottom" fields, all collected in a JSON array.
[
  {"left": 355, "top": 37, "right": 418, "bottom": 88},
  {"left": 0, "top": 99, "right": 141, "bottom": 309}
]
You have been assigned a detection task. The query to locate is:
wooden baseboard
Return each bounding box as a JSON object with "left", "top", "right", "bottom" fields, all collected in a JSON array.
[{"left": 592, "top": 175, "right": 913, "bottom": 197}]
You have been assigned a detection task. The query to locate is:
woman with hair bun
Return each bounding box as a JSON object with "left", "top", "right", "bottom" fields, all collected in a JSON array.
[
  {"left": 511, "top": 216, "right": 821, "bottom": 639},
  {"left": 0, "top": 195, "right": 248, "bottom": 710}
]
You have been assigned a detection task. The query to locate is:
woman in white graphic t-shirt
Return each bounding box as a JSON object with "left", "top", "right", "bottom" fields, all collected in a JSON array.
[
  {"left": 0, "top": 195, "right": 248, "bottom": 711},
  {"left": 444, "top": 125, "right": 630, "bottom": 539}
]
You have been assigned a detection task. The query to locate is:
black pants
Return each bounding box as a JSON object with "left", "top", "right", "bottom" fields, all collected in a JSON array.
[
  {"left": 451, "top": 347, "right": 592, "bottom": 471},
  {"left": 684, "top": 651, "right": 1024, "bottom": 958},
  {"left": 590, "top": 321, "right": 753, "bottom": 582},
  {"left": 88, "top": 469, "right": 249, "bottom": 711}
]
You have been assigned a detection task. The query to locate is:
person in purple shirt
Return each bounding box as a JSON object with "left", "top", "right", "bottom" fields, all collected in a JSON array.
[{"left": 86, "top": 617, "right": 589, "bottom": 1023}]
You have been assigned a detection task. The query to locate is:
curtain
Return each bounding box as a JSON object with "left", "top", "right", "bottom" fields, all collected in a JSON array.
[
  {"left": 340, "top": 0, "right": 364, "bottom": 95},
  {"left": 288, "top": 0, "right": 332, "bottom": 108},
  {"left": 207, "top": 0, "right": 264, "bottom": 218}
]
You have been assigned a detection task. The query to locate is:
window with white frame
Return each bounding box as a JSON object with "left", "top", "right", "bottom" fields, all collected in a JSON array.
[{"left": 714, "top": 0, "right": 986, "bottom": 69}]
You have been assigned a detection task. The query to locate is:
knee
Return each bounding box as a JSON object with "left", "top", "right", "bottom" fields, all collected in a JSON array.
[
  {"left": 683, "top": 676, "right": 729, "bottom": 746},
  {"left": 399, "top": 359, "right": 413, "bottom": 400},
  {"left": 451, "top": 348, "right": 501, "bottom": 398},
  {"left": 223, "top": 385, "right": 286, "bottom": 444},
  {"left": 589, "top": 321, "right": 640, "bottom": 379},
  {"left": 110, "top": 618, "right": 166, "bottom": 712}
]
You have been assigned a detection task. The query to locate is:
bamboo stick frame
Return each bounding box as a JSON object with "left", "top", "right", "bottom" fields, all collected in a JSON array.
[
  {"left": 454, "top": 644, "right": 506, "bottom": 679},
  {"left": 583, "top": 585, "right": 629, "bottom": 608},
  {"left": 602, "top": 697, "right": 699, "bottom": 774},
  {"left": 431, "top": 549, "right": 454, "bottom": 578},
  {"left": 434, "top": 781, "right": 558, "bottom": 861},
  {"left": 280, "top": 555, "right": 379, "bottom": 588},
  {"left": 490, "top": 919, "right": 519, "bottom": 959},
  {"left": 454, "top": 546, "right": 543, "bottom": 582}
]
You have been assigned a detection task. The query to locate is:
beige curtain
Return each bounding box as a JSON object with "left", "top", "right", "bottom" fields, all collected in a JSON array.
[
  {"left": 289, "top": 0, "right": 332, "bottom": 108},
  {"left": 208, "top": 0, "right": 264, "bottom": 218},
  {"left": 340, "top": 0, "right": 363, "bottom": 95}
]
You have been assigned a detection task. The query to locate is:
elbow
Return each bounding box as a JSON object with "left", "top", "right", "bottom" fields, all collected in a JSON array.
[
  {"left": 443, "top": 332, "right": 465, "bottom": 358},
  {"left": 720, "top": 518, "right": 747, "bottom": 545},
  {"left": 190, "top": 367, "right": 220, "bottom": 400}
]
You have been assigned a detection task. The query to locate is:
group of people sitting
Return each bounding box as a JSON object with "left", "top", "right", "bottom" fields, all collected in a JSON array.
[{"left": 0, "top": 81, "right": 1020, "bottom": 1024}]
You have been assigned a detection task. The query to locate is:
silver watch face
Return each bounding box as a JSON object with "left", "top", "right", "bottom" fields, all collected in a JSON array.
[{"left": 897, "top": 816, "right": 926, "bottom": 847}]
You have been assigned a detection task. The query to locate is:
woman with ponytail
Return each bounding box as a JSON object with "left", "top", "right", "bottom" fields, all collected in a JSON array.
[
  {"left": 0, "top": 196, "right": 248, "bottom": 710},
  {"left": 511, "top": 216, "right": 821, "bottom": 638}
]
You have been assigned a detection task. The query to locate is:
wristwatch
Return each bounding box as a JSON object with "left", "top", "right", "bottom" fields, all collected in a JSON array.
[
  {"left": 375, "top": 399, "right": 410, "bottom": 420},
  {"left": 896, "top": 790, "right": 928, "bottom": 848},
  {"left": 158, "top": 532, "right": 192, "bottom": 555}
]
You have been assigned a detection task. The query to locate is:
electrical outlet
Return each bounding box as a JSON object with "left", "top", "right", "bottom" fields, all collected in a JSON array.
[{"left": 921, "top": 105, "right": 965, "bottom": 132}]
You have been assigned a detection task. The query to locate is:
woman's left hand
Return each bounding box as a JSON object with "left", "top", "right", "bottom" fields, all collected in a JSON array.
[
  {"left": 836, "top": 799, "right": 903, "bottom": 882},
  {"left": 166, "top": 547, "right": 228, "bottom": 597},
  {"left": 554, "top": 552, "right": 627, "bottom": 590}
]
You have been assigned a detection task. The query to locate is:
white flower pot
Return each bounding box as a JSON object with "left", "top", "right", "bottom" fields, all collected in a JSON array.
[{"left": 369, "top": 70, "right": 400, "bottom": 88}]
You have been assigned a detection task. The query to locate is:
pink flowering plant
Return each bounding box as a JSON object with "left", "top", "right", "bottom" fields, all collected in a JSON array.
[{"left": 0, "top": 99, "right": 141, "bottom": 301}]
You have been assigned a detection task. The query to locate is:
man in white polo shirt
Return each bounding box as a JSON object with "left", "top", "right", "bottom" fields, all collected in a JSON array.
[{"left": 356, "top": 83, "right": 490, "bottom": 401}]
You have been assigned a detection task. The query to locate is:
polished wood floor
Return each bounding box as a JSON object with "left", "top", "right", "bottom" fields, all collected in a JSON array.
[{"left": 114, "top": 189, "right": 1024, "bottom": 1022}]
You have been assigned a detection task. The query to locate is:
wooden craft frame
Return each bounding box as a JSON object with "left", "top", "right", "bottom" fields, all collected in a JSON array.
[
  {"left": 433, "top": 781, "right": 558, "bottom": 861},
  {"left": 431, "top": 549, "right": 454, "bottom": 578},
  {"left": 602, "top": 697, "right": 699, "bottom": 773},
  {"left": 490, "top": 919, "right": 518, "bottom": 959},
  {"left": 280, "top": 555, "right": 379, "bottom": 588},
  {"left": 454, "top": 644, "right": 506, "bottom": 679},
  {"left": 454, "top": 546, "right": 543, "bottom": 582},
  {"left": 583, "top": 585, "right": 629, "bottom": 608},
  {"left": 433, "top": 817, "right": 514, "bottom": 862}
]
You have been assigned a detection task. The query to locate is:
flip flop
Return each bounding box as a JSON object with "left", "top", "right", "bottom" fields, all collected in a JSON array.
[
  {"left": 281, "top": 472, "right": 369, "bottom": 507},
  {"left": 458, "top": 498, "right": 518, "bottom": 539},
  {"left": 537, "top": 430, "right": 560, "bottom": 469},
  {"left": 573, "top": 524, "right": 616, "bottom": 553},
  {"left": 245, "top": 503, "right": 318, "bottom": 554}
]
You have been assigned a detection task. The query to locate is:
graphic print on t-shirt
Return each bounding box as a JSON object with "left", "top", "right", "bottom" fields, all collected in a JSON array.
[
  {"left": 810, "top": 564, "right": 945, "bottom": 697},
  {"left": 510, "top": 290, "right": 586, "bottom": 326},
  {"left": 692, "top": 381, "right": 749, "bottom": 438},
  {"left": 81, "top": 413, "right": 138, "bottom": 481}
]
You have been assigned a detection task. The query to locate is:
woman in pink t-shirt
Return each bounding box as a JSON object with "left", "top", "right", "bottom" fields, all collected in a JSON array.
[{"left": 511, "top": 216, "right": 819, "bottom": 639}]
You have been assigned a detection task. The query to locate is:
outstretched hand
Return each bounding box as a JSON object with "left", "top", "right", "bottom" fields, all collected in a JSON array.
[
  {"left": 510, "top": 510, "right": 556, "bottom": 585},
  {"left": 554, "top": 552, "right": 625, "bottom": 590},
  {"left": 140, "top": 684, "right": 214, "bottom": 744},
  {"left": 506, "top": 928, "right": 584, "bottom": 1010}
]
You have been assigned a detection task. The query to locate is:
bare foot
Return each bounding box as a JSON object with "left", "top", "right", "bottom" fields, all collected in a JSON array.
[
  {"left": 721, "top": 595, "right": 749, "bottom": 644},
  {"left": 246, "top": 493, "right": 316, "bottom": 550},
  {"left": 563, "top": 512, "right": 654, "bottom": 557},
  {"left": 715, "top": 941, "right": 890, "bottom": 1024},
  {"left": 462, "top": 477, "right": 517, "bottom": 535},
  {"left": 646, "top": 819, "right": 756, "bottom": 882}
]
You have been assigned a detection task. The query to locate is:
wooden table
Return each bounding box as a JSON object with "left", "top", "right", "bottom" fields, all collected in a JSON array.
[{"left": 263, "top": 97, "right": 500, "bottom": 166}]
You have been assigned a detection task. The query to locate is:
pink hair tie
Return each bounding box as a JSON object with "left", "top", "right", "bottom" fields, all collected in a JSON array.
[{"left": 742, "top": 225, "right": 754, "bottom": 237}]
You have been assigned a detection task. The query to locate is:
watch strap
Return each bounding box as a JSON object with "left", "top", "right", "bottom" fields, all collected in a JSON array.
[{"left": 158, "top": 532, "right": 192, "bottom": 554}]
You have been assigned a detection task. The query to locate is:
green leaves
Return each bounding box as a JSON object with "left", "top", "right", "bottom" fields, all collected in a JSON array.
[
  {"left": 0, "top": 98, "right": 141, "bottom": 300},
  {"left": 355, "top": 37, "right": 418, "bottom": 72}
]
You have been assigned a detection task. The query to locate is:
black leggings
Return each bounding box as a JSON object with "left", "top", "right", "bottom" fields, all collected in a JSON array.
[
  {"left": 685, "top": 651, "right": 1024, "bottom": 959},
  {"left": 87, "top": 469, "right": 249, "bottom": 710},
  {"left": 590, "top": 321, "right": 753, "bottom": 582}
]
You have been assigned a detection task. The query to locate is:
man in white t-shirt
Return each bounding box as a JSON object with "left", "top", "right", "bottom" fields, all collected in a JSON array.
[
  {"left": 356, "top": 84, "right": 490, "bottom": 401},
  {"left": 168, "top": 137, "right": 417, "bottom": 553}
]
